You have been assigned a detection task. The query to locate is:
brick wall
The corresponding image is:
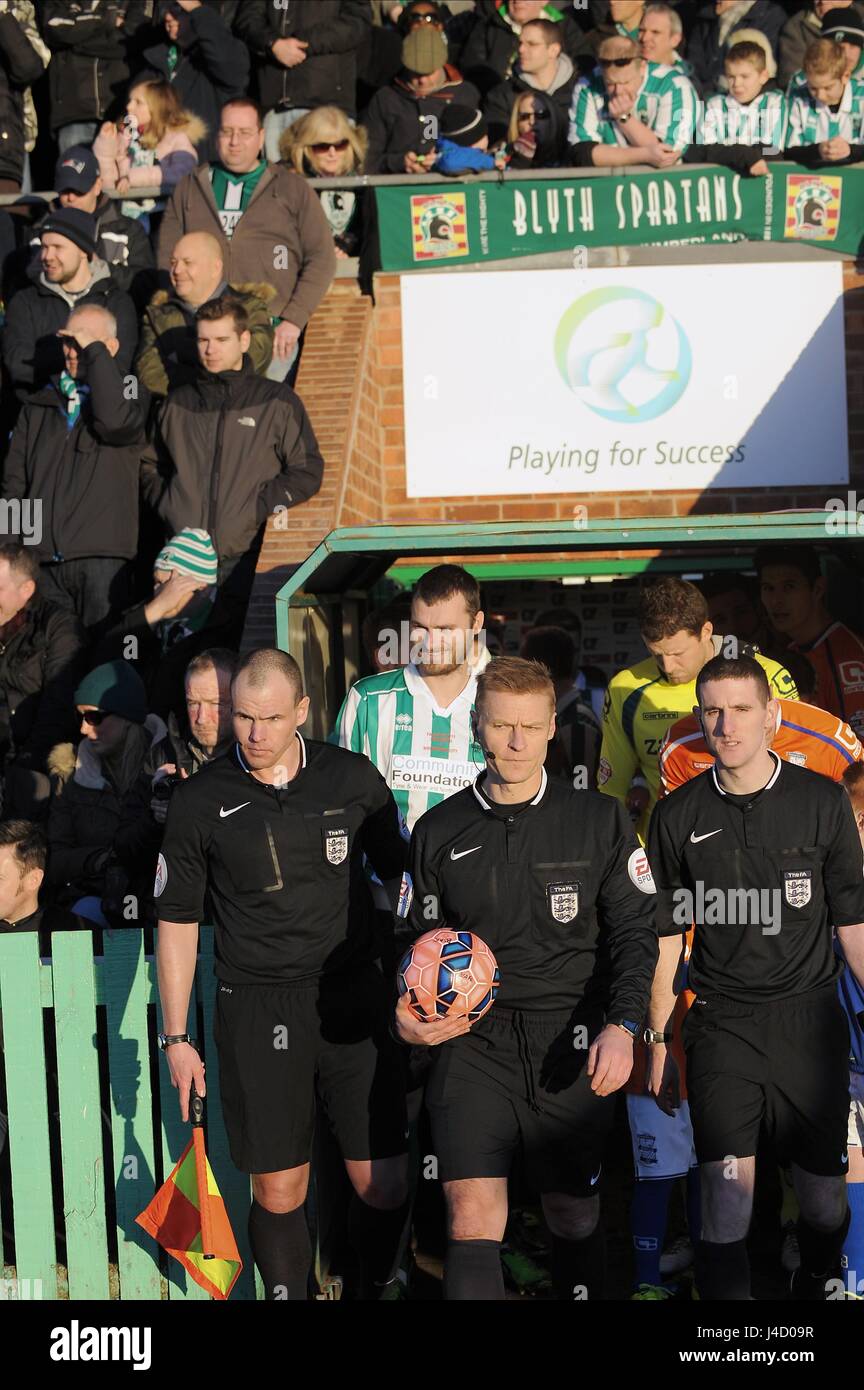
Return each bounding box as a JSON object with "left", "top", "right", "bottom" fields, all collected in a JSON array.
[{"left": 243, "top": 261, "right": 864, "bottom": 647}]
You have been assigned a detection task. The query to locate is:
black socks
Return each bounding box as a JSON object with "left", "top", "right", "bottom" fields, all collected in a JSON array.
[
  {"left": 248, "top": 1200, "right": 312, "bottom": 1301},
  {"left": 347, "top": 1195, "right": 411, "bottom": 1298},
  {"left": 550, "top": 1225, "right": 607, "bottom": 1301},
  {"left": 444, "top": 1239, "right": 506, "bottom": 1300},
  {"left": 695, "top": 1237, "right": 750, "bottom": 1300}
]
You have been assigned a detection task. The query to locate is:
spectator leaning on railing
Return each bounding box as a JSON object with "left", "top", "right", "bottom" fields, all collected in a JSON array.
[
  {"left": 157, "top": 95, "right": 336, "bottom": 381},
  {"left": 93, "top": 74, "right": 204, "bottom": 232},
  {"left": 567, "top": 34, "right": 696, "bottom": 167},
  {"left": 785, "top": 35, "right": 864, "bottom": 165},
  {"left": 280, "top": 106, "right": 368, "bottom": 260},
  {"left": 363, "top": 24, "right": 480, "bottom": 172},
  {"left": 137, "top": 229, "right": 274, "bottom": 396},
  {"left": 501, "top": 87, "right": 569, "bottom": 167}
]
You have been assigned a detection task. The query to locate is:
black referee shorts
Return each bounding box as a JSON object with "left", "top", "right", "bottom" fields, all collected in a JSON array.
[
  {"left": 425, "top": 1005, "right": 613, "bottom": 1197},
  {"left": 682, "top": 985, "right": 851, "bottom": 1177},
  {"left": 213, "top": 965, "right": 408, "bottom": 1174}
]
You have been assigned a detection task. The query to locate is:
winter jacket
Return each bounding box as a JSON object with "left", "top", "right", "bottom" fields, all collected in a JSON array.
[
  {"left": 93, "top": 113, "right": 205, "bottom": 193},
  {"left": 141, "top": 356, "right": 324, "bottom": 561},
  {"left": 40, "top": 0, "right": 137, "bottom": 132},
  {"left": 46, "top": 713, "right": 168, "bottom": 902},
  {"left": 778, "top": 8, "right": 821, "bottom": 91},
  {"left": 364, "top": 67, "right": 482, "bottom": 172},
  {"left": 2, "top": 255, "right": 138, "bottom": 395},
  {"left": 484, "top": 52, "right": 578, "bottom": 144},
  {"left": 141, "top": 3, "right": 249, "bottom": 162},
  {"left": 433, "top": 139, "right": 496, "bottom": 175},
  {"left": 459, "top": 2, "right": 586, "bottom": 97},
  {"left": 503, "top": 91, "right": 569, "bottom": 168},
  {"left": 234, "top": 0, "right": 371, "bottom": 119},
  {"left": 1, "top": 340, "right": 147, "bottom": 563},
  {"left": 28, "top": 195, "right": 155, "bottom": 309},
  {"left": 157, "top": 162, "right": 336, "bottom": 326},
  {"left": 0, "top": 594, "right": 87, "bottom": 771},
  {"left": 136, "top": 279, "right": 275, "bottom": 397},
  {"left": 687, "top": 1, "right": 786, "bottom": 98},
  {"left": 0, "top": 7, "right": 46, "bottom": 184}
]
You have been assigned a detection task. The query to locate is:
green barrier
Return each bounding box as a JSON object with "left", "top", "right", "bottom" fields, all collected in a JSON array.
[
  {"left": 0, "top": 927, "right": 258, "bottom": 1301},
  {"left": 375, "top": 162, "right": 864, "bottom": 269}
]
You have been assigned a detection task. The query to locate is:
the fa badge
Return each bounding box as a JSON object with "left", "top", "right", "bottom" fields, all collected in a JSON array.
[
  {"left": 324, "top": 827, "right": 349, "bottom": 865},
  {"left": 783, "top": 870, "right": 812, "bottom": 908},
  {"left": 547, "top": 881, "right": 580, "bottom": 924}
]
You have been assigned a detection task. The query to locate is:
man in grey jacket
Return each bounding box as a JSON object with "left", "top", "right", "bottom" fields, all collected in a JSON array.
[{"left": 141, "top": 293, "right": 324, "bottom": 605}]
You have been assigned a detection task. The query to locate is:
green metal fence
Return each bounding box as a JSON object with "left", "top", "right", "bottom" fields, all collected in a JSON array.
[{"left": 0, "top": 926, "right": 259, "bottom": 1301}]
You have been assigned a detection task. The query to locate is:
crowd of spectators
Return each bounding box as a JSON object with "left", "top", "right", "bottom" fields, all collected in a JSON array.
[{"left": 0, "top": 0, "right": 862, "bottom": 937}]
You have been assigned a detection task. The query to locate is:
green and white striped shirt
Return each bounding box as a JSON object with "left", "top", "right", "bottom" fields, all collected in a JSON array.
[
  {"left": 569, "top": 62, "right": 700, "bottom": 151},
  {"left": 335, "top": 664, "right": 486, "bottom": 830},
  {"left": 785, "top": 77, "right": 864, "bottom": 146},
  {"left": 700, "top": 89, "right": 787, "bottom": 147},
  {"left": 788, "top": 54, "right": 864, "bottom": 97}
]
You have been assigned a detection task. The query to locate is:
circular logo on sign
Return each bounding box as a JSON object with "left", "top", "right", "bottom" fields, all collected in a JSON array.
[
  {"left": 554, "top": 287, "right": 692, "bottom": 424},
  {"left": 628, "top": 848, "right": 656, "bottom": 894},
  {"left": 597, "top": 756, "right": 613, "bottom": 787},
  {"left": 154, "top": 852, "right": 168, "bottom": 898}
]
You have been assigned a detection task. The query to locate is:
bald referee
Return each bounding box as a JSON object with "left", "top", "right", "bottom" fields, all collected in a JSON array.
[{"left": 155, "top": 648, "right": 410, "bottom": 1300}]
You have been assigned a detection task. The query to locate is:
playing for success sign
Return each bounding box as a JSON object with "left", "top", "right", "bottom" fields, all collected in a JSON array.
[{"left": 400, "top": 262, "right": 847, "bottom": 498}]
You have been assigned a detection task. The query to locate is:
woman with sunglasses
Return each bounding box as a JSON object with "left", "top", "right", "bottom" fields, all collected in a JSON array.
[
  {"left": 47, "top": 660, "right": 170, "bottom": 927},
  {"left": 281, "top": 107, "right": 368, "bottom": 260},
  {"left": 501, "top": 90, "right": 569, "bottom": 168}
]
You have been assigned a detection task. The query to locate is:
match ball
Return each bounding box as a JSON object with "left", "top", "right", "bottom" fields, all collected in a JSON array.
[{"left": 397, "top": 929, "right": 500, "bottom": 1023}]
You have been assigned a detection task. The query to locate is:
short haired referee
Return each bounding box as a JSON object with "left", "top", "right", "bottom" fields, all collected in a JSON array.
[
  {"left": 647, "top": 654, "right": 864, "bottom": 1300},
  {"left": 155, "top": 648, "right": 411, "bottom": 1300},
  {"left": 395, "top": 657, "right": 658, "bottom": 1300}
]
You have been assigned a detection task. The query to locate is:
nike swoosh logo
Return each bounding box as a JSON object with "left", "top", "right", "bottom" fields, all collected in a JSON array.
[
  {"left": 842, "top": 1152, "right": 849, "bottom": 1164},
  {"left": 590, "top": 1168, "right": 602, "bottom": 1187},
  {"left": 450, "top": 845, "right": 482, "bottom": 861},
  {"left": 220, "top": 802, "right": 251, "bottom": 818},
  {"left": 690, "top": 829, "right": 723, "bottom": 843}
]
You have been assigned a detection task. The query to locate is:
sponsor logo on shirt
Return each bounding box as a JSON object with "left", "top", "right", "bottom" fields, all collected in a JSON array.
[
  {"left": 840, "top": 659, "right": 864, "bottom": 693},
  {"left": 597, "top": 755, "right": 613, "bottom": 786},
  {"left": 397, "top": 872, "right": 413, "bottom": 919},
  {"left": 628, "top": 848, "right": 656, "bottom": 894},
  {"left": 390, "top": 755, "right": 480, "bottom": 793},
  {"left": 787, "top": 750, "right": 807, "bottom": 766},
  {"left": 395, "top": 713, "right": 413, "bottom": 731}
]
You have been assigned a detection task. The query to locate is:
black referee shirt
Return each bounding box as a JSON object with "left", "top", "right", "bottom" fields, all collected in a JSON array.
[
  {"left": 647, "top": 752, "right": 864, "bottom": 1003},
  {"left": 402, "top": 769, "right": 658, "bottom": 1016},
  {"left": 155, "top": 735, "right": 408, "bottom": 985}
]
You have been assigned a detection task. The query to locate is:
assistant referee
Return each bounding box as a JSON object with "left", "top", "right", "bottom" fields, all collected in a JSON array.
[
  {"left": 647, "top": 653, "right": 864, "bottom": 1301},
  {"left": 155, "top": 648, "right": 410, "bottom": 1301},
  {"left": 395, "top": 657, "right": 658, "bottom": 1300}
]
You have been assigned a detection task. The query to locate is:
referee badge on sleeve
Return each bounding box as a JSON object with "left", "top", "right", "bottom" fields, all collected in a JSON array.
[
  {"left": 783, "top": 870, "right": 812, "bottom": 908},
  {"left": 547, "top": 882, "right": 580, "bottom": 924},
  {"left": 323, "top": 827, "right": 349, "bottom": 865}
]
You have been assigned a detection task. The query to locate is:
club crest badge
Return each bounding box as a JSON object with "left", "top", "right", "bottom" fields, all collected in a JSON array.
[
  {"left": 324, "top": 827, "right": 349, "bottom": 865},
  {"left": 783, "top": 869, "right": 811, "bottom": 908},
  {"left": 547, "top": 881, "right": 580, "bottom": 924}
]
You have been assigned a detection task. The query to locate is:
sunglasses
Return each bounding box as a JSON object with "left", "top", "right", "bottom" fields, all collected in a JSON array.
[
  {"left": 518, "top": 109, "right": 550, "bottom": 121},
  {"left": 80, "top": 709, "right": 109, "bottom": 727},
  {"left": 599, "top": 56, "right": 636, "bottom": 68},
  {"left": 309, "top": 139, "right": 350, "bottom": 154}
]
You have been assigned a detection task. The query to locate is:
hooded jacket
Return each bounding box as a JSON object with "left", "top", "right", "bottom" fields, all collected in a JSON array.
[
  {"left": 142, "top": 3, "right": 249, "bottom": 163},
  {"left": 687, "top": 0, "right": 786, "bottom": 97},
  {"left": 778, "top": 7, "right": 822, "bottom": 91},
  {"left": 234, "top": 0, "right": 371, "bottom": 119},
  {"left": 459, "top": 2, "right": 586, "bottom": 96},
  {"left": 1, "top": 340, "right": 147, "bottom": 563},
  {"left": 141, "top": 356, "right": 324, "bottom": 562},
  {"left": 2, "top": 254, "right": 138, "bottom": 395},
  {"left": 0, "top": 6, "right": 46, "bottom": 184},
  {"left": 484, "top": 52, "right": 578, "bottom": 144},
  {"left": 364, "top": 66, "right": 482, "bottom": 172},
  {"left": 136, "top": 280, "right": 276, "bottom": 397},
  {"left": 41, "top": 0, "right": 137, "bottom": 132},
  {"left": 0, "top": 594, "right": 86, "bottom": 771},
  {"left": 157, "top": 162, "right": 336, "bottom": 327}
]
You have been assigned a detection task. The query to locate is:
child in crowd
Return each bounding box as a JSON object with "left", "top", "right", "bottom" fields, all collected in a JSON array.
[
  {"left": 700, "top": 41, "right": 786, "bottom": 155},
  {"left": 784, "top": 36, "right": 864, "bottom": 165}
]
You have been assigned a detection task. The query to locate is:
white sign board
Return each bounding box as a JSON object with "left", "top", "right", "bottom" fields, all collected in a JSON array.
[{"left": 401, "top": 263, "right": 848, "bottom": 497}]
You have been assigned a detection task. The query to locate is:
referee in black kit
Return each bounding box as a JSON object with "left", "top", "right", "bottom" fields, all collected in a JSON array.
[
  {"left": 155, "top": 648, "right": 410, "bottom": 1300},
  {"left": 646, "top": 653, "right": 864, "bottom": 1301},
  {"left": 395, "top": 656, "right": 658, "bottom": 1301}
]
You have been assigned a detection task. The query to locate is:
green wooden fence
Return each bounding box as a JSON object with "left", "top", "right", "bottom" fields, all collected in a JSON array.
[{"left": 0, "top": 927, "right": 260, "bottom": 1301}]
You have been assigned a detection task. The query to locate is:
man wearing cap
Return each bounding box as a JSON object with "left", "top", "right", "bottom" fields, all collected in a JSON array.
[
  {"left": 46, "top": 659, "right": 169, "bottom": 924},
  {"left": 2, "top": 301, "right": 148, "bottom": 636},
  {"left": 137, "top": 231, "right": 274, "bottom": 397},
  {"left": 364, "top": 25, "right": 481, "bottom": 172},
  {"left": 2, "top": 206, "right": 138, "bottom": 399},
  {"left": 28, "top": 146, "right": 155, "bottom": 308}
]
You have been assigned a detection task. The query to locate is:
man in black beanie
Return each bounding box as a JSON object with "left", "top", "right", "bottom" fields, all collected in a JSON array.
[{"left": 2, "top": 206, "right": 138, "bottom": 398}]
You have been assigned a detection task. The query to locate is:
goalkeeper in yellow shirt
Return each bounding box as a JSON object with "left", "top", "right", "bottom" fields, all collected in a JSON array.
[{"left": 598, "top": 577, "right": 798, "bottom": 843}]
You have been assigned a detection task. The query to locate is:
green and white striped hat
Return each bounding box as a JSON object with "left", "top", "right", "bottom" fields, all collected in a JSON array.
[{"left": 154, "top": 528, "right": 219, "bottom": 584}]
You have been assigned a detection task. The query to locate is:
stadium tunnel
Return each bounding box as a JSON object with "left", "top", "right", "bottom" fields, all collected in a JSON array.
[{"left": 274, "top": 513, "right": 864, "bottom": 735}]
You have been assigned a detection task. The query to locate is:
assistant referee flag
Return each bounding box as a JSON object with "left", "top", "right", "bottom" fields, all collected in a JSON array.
[{"left": 136, "top": 1138, "right": 243, "bottom": 1299}]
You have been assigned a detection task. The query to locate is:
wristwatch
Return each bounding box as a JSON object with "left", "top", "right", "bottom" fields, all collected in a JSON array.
[
  {"left": 158, "top": 1033, "right": 194, "bottom": 1050},
  {"left": 643, "top": 1027, "right": 673, "bottom": 1045},
  {"left": 611, "top": 1018, "right": 640, "bottom": 1039},
  {"left": 618, "top": 112, "right": 631, "bottom": 124}
]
